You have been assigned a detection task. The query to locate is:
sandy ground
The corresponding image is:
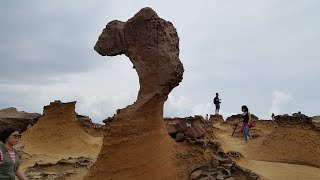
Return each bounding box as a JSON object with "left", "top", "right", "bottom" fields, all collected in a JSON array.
[
  {"left": 238, "top": 159, "right": 320, "bottom": 180},
  {"left": 213, "top": 121, "right": 320, "bottom": 180}
]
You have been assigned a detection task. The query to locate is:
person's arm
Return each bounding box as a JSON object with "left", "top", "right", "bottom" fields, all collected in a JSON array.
[
  {"left": 248, "top": 112, "right": 252, "bottom": 122},
  {"left": 16, "top": 169, "right": 27, "bottom": 180}
]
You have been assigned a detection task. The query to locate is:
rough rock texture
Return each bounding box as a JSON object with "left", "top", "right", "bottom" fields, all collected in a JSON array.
[
  {"left": 226, "top": 151, "right": 243, "bottom": 159},
  {"left": 77, "top": 115, "right": 104, "bottom": 137},
  {"left": 243, "top": 115, "right": 320, "bottom": 168},
  {"left": 85, "top": 7, "right": 184, "bottom": 179},
  {"left": 175, "top": 120, "right": 189, "bottom": 133},
  {"left": 209, "top": 114, "right": 224, "bottom": 123},
  {"left": 0, "top": 107, "right": 40, "bottom": 133},
  {"left": 163, "top": 116, "right": 261, "bottom": 180},
  {"left": 186, "top": 127, "right": 204, "bottom": 138},
  {"left": 19, "top": 101, "right": 102, "bottom": 180},
  {"left": 189, "top": 156, "right": 261, "bottom": 180},
  {"left": 164, "top": 116, "right": 215, "bottom": 141},
  {"left": 165, "top": 116, "right": 206, "bottom": 126},
  {"left": 187, "top": 150, "right": 261, "bottom": 180},
  {"left": 175, "top": 132, "right": 185, "bottom": 142},
  {"left": 225, "top": 114, "right": 259, "bottom": 122},
  {"left": 21, "top": 101, "right": 102, "bottom": 161},
  {"left": 274, "top": 114, "right": 313, "bottom": 125},
  {"left": 165, "top": 124, "right": 178, "bottom": 137},
  {"left": 25, "top": 157, "right": 94, "bottom": 179}
]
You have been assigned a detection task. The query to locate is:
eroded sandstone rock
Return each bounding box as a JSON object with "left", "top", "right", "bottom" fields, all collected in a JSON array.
[
  {"left": 85, "top": 7, "right": 184, "bottom": 179},
  {"left": 209, "top": 114, "right": 224, "bottom": 123},
  {"left": 226, "top": 114, "right": 259, "bottom": 122},
  {"left": 25, "top": 157, "right": 94, "bottom": 179},
  {"left": 21, "top": 101, "right": 102, "bottom": 160},
  {"left": 0, "top": 107, "right": 40, "bottom": 133},
  {"left": 175, "top": 132, "right": 185, "bottom": 142},
  {"left": 77, "top": 115, "right": 104, "bottom": 137}
]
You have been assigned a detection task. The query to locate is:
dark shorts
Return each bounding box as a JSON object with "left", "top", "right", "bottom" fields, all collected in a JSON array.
[{"left": 215, "top": 104, "right": 220, "bottom": 110}]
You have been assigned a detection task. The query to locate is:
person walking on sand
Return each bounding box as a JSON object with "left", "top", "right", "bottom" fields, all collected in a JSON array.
[
  {"left": 241, "top": 105, "right": 252, "bottom": 142},
  {"left": 213, "top": 93, "right": 221, "bottom": 114},
  {"left": 0, "top": 127, "right": 27, "bottom": 180}
]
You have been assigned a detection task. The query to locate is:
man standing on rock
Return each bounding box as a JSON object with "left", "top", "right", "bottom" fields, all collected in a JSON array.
[{"left": 214, "top": 93, "right": 221, "bottom": 114}]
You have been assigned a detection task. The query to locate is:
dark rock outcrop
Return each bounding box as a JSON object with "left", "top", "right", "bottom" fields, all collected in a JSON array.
[
  {"left": 175, "top": 132, "right": 185, "bottom": 142},
  {"left": 0, "top": 107, "right": 40, "bottom": 133},
  {"left": 226, "top": 114, "right": 259, "bottom": 122},
  {"left": 186, "top": 126, "right": 204, "bottom": 138},
  {"left": 209, "top": 114, "right": 224, "bottom": 123},
  {"left": 165, "top": 124, "right": 178, "bottom": 137},
  {"left": 77, "top": 115, "right": 104, "bottom": 137},
  {"left": 274, "top": 114, "right": 312, "bottom": 125}
]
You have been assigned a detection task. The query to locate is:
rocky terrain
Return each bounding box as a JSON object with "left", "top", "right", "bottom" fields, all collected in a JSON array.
[
  {"left": 225, "top": 114, "right": 259, "bottom": 122},
  {"left": 25, "top": 157, "right": 94, "bottom": 180},
  {"left": 1, "top": 104, "right": 319, "bottom": 179},
  {"left": 19, "top": 101, "right": 103, "bottom": 179},
  {"left": 0, "top": 6, "right": 319, "bottom": 180},
  {"left": 213, "top": 113, "right": 320, "bottom": 180},
  {"left": 0, "top": 107, "right": 40, "bottom": 133},
  {"left": 164, "top": 116, "right": 261, "bottom": 180},
  {"left": 77, "top": 115, "right": 104, "bottom": 137}
]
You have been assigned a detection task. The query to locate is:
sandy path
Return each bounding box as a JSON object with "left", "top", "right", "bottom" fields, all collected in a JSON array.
[
  {"left": 237, "top": 159, "right": 320, "bottom": 180},
  {"left": 213, "top": 123, "right": 320, "bottom": 180}
]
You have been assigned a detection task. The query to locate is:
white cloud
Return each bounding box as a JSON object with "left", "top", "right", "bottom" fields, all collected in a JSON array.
[
  {"left": 164, "top": 95, "right": 192, "bottom": 117},
  {"left": 269, "top": 91, "right": 294, "bottom": 115},
  {"left": 165, "top": 96, "right": 237, "bottom": 120},
  {"left": 191, "top": 103, "right": 212, "bottom": 117},
  {"left": 0, "top": 59, "right": 139, "bottom": 122}
]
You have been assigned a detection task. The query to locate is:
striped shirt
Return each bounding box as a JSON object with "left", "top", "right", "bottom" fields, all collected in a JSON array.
[{"left": 0, "top": 148, "right": 16, "bottom": 164}]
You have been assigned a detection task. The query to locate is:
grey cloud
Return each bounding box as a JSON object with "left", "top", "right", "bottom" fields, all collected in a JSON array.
[
  {"left": 1, "top": 0, "right": 319, "bottom": 121},
  {"left": 0, "top": 1, "right": 111, "bottom": 84}
]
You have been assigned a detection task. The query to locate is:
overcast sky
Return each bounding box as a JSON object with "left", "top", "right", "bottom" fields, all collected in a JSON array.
[{"left": 1, "top": 1, "right": 319, "bottom": 122}]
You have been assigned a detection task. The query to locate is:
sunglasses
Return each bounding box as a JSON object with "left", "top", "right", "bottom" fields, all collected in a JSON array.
[{"left": 11, "top": 134, "right": 22, "bottom": 139}]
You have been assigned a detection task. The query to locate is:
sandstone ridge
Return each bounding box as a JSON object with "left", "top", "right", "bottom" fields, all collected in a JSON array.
[{"left": 20, "top": 101, "right": 102, "bottom": 179}]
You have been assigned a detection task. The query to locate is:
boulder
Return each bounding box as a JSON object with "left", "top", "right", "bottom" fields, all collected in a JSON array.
[
  {"left": 186, "top": 127, "right": 204, "bottom": 138},
  {"left": 0, "top": 107, "right": 40, "bottom": 133},
  {"left": 175, "top": 132, "right": 185, "bottom": 142},
  {"left": 165, "top": 124, "right": 178, "bottom": 137},
  {"left": 175, "top": 121, "right": 188, "bottom": 133}
]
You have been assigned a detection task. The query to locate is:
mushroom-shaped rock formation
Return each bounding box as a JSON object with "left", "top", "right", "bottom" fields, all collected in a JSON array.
[{"left": 85, "top": 7, "right": 184, "bottom": 179}]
